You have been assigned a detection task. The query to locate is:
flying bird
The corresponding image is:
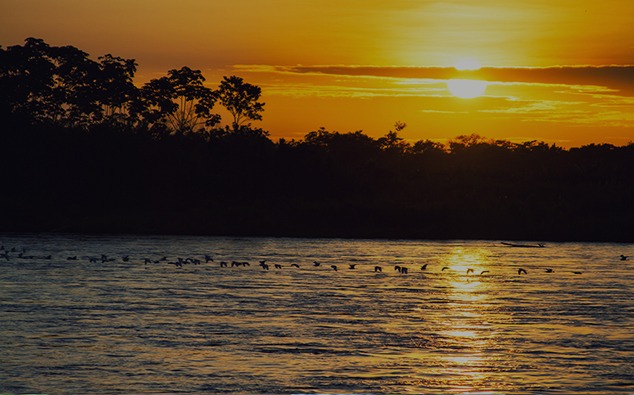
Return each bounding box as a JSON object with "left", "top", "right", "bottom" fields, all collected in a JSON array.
[{"left": 518, "top": 268, "right": 527, "bottom": 275}]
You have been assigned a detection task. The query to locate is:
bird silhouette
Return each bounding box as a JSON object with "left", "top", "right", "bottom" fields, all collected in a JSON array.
[
  {"left": 291, "top": 263, "right": 300, "bottom": 268},
  {"left": 518, "top": 268, "right": 527, "bottom": 275},
  {"left": 466, "top": 268, "right": 474, "bottom": 275},
  {"left": 374, "top": 266, "right": 382, "bottom": 272},
  {"left": 331, "top": 265, "right": 338, "bottom": 271},
  {"left": 441, "top": 266, "right": 449, "bottom": 271},
  {"left": 545, "top": 268, "right": 554, "bottom": 273},
  {"left": 480, "top": 270, "right": 489, "bottom": 275},
  {"left": 313, "top": 261, "right": 321, "bottom": 267},
  {"left": 421, "top": 264, "right": 428, "bottom": 271},
  {"left": 349, "top": 264, "right": 356, "bottom": 269},
  {"left": 620, "top": 255, "right": 628, "bottom": 261}
]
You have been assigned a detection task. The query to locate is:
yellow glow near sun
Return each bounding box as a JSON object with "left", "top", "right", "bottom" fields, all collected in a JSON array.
[
  {"left": 447, "top": 57, "right": 487, "bottom": 98},
  {"left": 447, "top": 79, "right": 488, "bottom": 99}
]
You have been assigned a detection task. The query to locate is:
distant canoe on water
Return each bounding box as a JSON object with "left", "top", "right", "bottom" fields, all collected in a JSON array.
[{"left": 501, "top": 242, "right": 546, "bottom": 248}]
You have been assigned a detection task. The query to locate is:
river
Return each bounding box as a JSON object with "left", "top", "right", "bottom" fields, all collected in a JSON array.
[{"left": 1, "top": 234, "right": 632, "bottom": 394}]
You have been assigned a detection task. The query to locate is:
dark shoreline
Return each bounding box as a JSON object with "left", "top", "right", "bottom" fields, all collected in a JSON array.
[{"left": 3, "top": 215, "right": 631, "bottom": 243}]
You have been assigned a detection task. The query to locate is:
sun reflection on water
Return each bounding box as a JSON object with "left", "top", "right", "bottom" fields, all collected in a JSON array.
[
  {"left": 434, "top": 247, "right": 499, "bottom": 392},
  {"left": 442, "top": 247, "right": 492, "bottom": 274}
]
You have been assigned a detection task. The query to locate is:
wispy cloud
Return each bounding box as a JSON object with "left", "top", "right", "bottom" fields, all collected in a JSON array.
[
  {"left": 479, "top": 96, "right": 634, "bottom": 127},
  {"left": 260, "top": 83, "right": 445, "bottom": 98},
  {"left": 241, "top": 65, "right": 634, "bottom": 97}
]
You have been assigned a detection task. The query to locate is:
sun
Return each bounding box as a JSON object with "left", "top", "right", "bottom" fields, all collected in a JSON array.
[
  {"left": 447, "top": 79, "right": 488, "bottom": 99},
  {"left": 453, "top": 57, "right": 481, "bottom": 71},
  {"left": 447, "top": 57, "right": 487, "bottom": 98}
]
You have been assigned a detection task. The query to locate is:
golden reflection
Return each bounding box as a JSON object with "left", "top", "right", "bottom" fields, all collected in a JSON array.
[
  {"left": 442, "top": 247, "right": 491, "bottom": 274},
  {"left": 444, "top": 355, "right": 482, "bottom": 366},
  {"left": 434, "top": 246, "right": 498, "bottom": 392},
  {"left": 450, "top": 279, "right": 482, "bottom": 293},
  {"left": 443, "top": 330, "right": 479, "bottom": 339}
]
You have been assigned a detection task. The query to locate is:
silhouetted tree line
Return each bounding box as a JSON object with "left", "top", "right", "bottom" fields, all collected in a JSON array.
[{"left": 2, "top": 39, "right": 633, "bottom": 241}]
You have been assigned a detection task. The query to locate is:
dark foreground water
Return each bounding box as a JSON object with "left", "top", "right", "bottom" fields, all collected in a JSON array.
[{"left": 0, "top": 234, "right": 632, "bottom": 394}]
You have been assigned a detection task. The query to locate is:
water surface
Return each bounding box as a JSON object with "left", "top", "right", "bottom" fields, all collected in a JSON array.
[{"left": 1, "top": 234, "right": 632, "bottom": 394}]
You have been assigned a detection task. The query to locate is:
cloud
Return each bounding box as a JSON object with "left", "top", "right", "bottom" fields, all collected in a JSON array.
[{"left": 260, "top": 65, "right": 634, "bottom": 97}]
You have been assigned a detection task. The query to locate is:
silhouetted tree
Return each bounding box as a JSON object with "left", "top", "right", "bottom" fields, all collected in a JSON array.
[
  {"left": 135, "top": 66, "right": 219, "bottom": 134},
  {"left": 217, "top": 75, "right": 265, "bottom": 131},
  {"left": 448, "top": 133, "right": 491, "bottom": 152},
  {"left": 410, "top": 139, "right": 446, "bottom": 154},
  {"left": 0, "top": 38, "right": 138, "bottom": 128},
  {"left": 378, "top": 122, "right": 410, "bottom": 153},
  {"left": 47, "top": 43, "right": 103, "bottom": 127},
  {"left": 303, "top": 128, "right": 378, "bottom": 156},
  {"left": 1, "top": 38, "right": 58, "bottom": 123},
  {"left": 94, "top": 54, "right": 139, "bottom": 126}
]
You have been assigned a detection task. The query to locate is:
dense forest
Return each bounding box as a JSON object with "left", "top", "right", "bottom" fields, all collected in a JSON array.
[{"left": 2, "top": 38, "right": 633, "bottom": 241}]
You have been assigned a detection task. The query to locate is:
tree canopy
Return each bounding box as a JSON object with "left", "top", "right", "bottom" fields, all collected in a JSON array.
[
  {"left": 1, "top": 38, "right": 262, "bottom": 134},
  {"left": 217, "top": 75, "right": 265, "bottom": 131},
  {"left": 2, "top": 38, "right": 633, "bottom": 242}
]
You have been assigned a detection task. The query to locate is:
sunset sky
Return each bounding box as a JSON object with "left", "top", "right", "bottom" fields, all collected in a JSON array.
[{"left": 2, "top": 0, "right": 633, "bottom": 147}]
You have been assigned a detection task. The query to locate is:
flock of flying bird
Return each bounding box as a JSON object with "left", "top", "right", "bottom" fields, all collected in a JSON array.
[{"left": 1, "top": 244, "right": 629, "bottom": 277}]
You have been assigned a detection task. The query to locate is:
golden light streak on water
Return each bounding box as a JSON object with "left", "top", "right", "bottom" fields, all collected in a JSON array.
[{"left": 442, "top": 246, "right": 492, "bottom": 274}]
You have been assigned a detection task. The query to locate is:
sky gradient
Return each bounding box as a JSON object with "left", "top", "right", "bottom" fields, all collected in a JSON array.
[{"left": 2, "top": 0, "right": 633, "bottom": 147}]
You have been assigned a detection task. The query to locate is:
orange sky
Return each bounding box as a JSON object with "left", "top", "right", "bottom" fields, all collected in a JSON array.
[{"left": 2, "top": 0, "right": 633, "bottom": 147}]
